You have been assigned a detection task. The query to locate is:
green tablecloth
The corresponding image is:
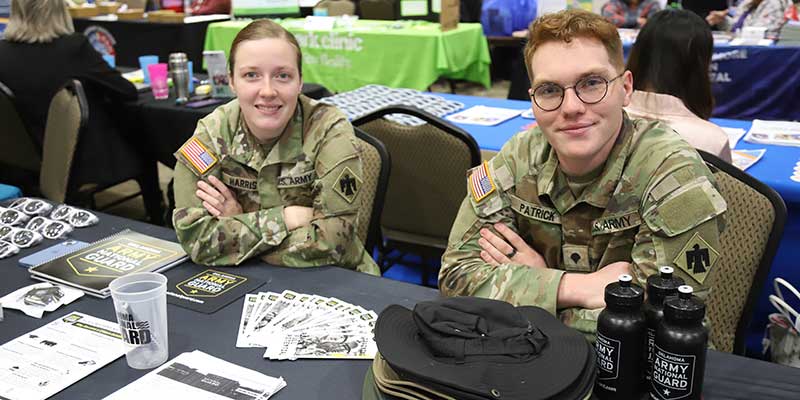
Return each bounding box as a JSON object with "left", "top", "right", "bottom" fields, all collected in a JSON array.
[{"left": 204, "top": 19, "right": 491, "bottom": 92}]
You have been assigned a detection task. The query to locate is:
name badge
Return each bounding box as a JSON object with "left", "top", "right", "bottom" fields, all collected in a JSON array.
[
  {"left": 591, "top": 212, "right": 642, "bottom": 235},
  {"left": 509, "top": 194, "right": 561, "bottom": 225},
  {"left": 277, "top": 170, "right": 315, "bottom": 188},
  {"left": 222, "top": 172, "right": 258, "bottom": 192}
]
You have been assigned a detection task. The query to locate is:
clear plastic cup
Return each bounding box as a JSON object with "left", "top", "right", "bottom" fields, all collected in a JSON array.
[
  {"left": 147, "top": 63, "right": 169, "bottom": 100},
  {"left": 138, "top": 55, "right": 159, "bottom": 84},
  {"left": 109, "top": 272, "right": 169, "bottom": 369}
]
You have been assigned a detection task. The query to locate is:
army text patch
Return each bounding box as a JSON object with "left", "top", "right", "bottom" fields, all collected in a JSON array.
[
  {"left": 333, "top": 167, "right": 362, "bottom": 204},
  {"left": 673, "top": 232, "right": 719, "bottom": 284},
  {"left": 223, "top": 172, "right": 258, "bottom": 191},
  {"left": 592, "top": 212, "right": 641, "bottom": 235},
  {"left": 277, "top": 170, "right": 316, "bottom": 188},
  {"left": 179, "top": 138, "right": 218, "bottom": 175},
  {"left": 469, "top": 161, "right": 496, "bottom": 203}
]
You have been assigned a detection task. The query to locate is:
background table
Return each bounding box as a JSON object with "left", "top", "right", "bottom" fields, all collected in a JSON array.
[
  {"left": 204, "top": 19, "right": 491, "bottom": 93},
  {"left": 74, "top": 15, "right": 231, "bottom": 73},
  {"left": 434, "top": 93, "right": 800, "bottom": 357},
  {"left": 2, "top": 211, "right": 800, "bottom": 398}
]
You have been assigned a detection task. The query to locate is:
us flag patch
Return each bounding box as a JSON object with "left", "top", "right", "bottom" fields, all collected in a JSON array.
[
  {"left": 180, "top": 138, "right": 218, "bottom": 175},
  {"left": 469, "top": 161, "right": 495, "bottom": 202}
]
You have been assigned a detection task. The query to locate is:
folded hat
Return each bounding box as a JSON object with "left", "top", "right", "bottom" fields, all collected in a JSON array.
[{"left": 375, "top": 297, "right": 595, "bottom": 400}]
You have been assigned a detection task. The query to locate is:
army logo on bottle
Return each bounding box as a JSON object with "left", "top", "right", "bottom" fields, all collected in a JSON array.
[{"left": 650, "top": 345, "right": 695, "bottom": 399}]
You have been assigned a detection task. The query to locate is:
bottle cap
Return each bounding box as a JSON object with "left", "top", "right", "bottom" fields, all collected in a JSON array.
[
  {"left": 664, "top": 285, "right": 706, "bottom": 322},
  {"left": 646, "top": 266, "right": 685, "bottom": 305},
  {"left": 604, "top": 274, "right": 644, "bottom": 309}
]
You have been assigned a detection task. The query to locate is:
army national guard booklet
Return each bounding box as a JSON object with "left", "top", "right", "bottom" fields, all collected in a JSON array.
[{"left": 28, "top": 229, "right": 188, "bottom": 298}]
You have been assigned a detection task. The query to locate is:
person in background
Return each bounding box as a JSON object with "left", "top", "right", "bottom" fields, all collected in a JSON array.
[
  {"left": 625, "top": 9, "right": 732, "bottom": 163},
  {"left": 0, "top": 0, "right": 143, "bottom": 197},
  {"left": 706, "top": 0, "right": 790, "bottom": 39},
  {"left": 440, "top": 9, "right": 726, "bottom": 340},
  {"left": 601, "top": 0, "right": 661, "bottom": 28},
  {"left": 172, "top": 19, "right": 379, "bottom": 275},
  {"left": 189, "top": 0, "right": 230, "bottom": 15}
]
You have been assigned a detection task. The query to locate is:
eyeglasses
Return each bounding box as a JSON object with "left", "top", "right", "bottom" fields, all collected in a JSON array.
[
  {"left": 6, "top": 228, "right": 43, "bottom": 248},
  {"left": 0, "top": 208, "right": 29, "bottom": 226},
  {"left": 49, "top": 205, "right": 99, "bottom": 228},
  {"left": 0, "top": 240, "right": 20, "bottom": 259},
  {"left": 530, "top": 73, "right": 625, "bottom": 112},
  {"left": 26, "top": 216, "right": 73, "bottom": 239}
]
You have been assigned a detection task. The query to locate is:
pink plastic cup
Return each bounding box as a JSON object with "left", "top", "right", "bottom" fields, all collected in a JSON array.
[{"left": 147, "top": 63, "right": 169, "bottom": 100}]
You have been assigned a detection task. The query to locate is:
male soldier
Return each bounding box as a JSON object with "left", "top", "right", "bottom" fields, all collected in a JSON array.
[{"left": 440, "top": 9, "right": 726, "bottom": 337}]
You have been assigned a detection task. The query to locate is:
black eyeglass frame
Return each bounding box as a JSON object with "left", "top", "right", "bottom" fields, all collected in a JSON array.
[{"left": 530, "top": 72, "right": 626, "bottom": 112}]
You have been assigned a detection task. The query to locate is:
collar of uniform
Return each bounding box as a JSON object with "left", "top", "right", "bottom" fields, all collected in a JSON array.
[
  {"left": 537, "top": 112, "right": 634, "bottom": 212},
  {"left": 265, "top": 98, "right": 305, "bottom": 166}
]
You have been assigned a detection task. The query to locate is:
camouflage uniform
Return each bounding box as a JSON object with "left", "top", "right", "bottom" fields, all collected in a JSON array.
[
  {"left": 172, "top": 95, "right": 379, "bottom": 275},
  {"left": 440, "top": 115, "right": 726, "bottom": 338}
]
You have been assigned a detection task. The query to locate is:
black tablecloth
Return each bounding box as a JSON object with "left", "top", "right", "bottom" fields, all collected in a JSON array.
[
  {"left": 1, "top": 212, "right": 799, "bottom": 399},
  {"left": 73, "top": 18, "right": 228, "bottom": 73},
  {"left": 131, "top": 83, "right": 331, "bottom": 168}
]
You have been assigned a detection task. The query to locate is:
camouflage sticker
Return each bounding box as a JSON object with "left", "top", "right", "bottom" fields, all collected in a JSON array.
[
  {"left": 179, "top": 138, "right": 218, "bottom": 175},
  {"left": 223, "top": 172, "right": 258, "bottom": 191},
  {"left": 673, "top": 232, "right": 718, "bottom": 284},
  {"left": 333, "top": 166, "right": 361, "bottom": 204},
  {"left": 562, "top": 244, "right": 591, "bottom": 272}
]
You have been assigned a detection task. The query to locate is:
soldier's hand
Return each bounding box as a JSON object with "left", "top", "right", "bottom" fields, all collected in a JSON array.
[
  {"left": 557, "top": 261, "right": 631, "bottom": 309},
  {"left": 478, "top": 223, "right": 546, "bottom": 268},
  {"left": 283, "top": 206, "right": 314, "bottom": 231},
  {"left": 196, "top": 176, "right": 243, "bottom": 217}
]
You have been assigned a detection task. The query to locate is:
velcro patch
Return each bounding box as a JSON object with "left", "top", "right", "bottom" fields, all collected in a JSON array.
[
  {"left": 469, "top": 161, "right": 496, "bottom": 203},
  {"left": 592, "top": 212, "right": 641, "bottom": 235},
  {"left": 333, "top": 166, "right": 361, "bottom": 204},
  {"left": 509, "top": 194, "right": 561, "bottom": 224},
  {"left": 179, "top": 138, "right": 218, "bottom": 175},
  {"left": 277, "top": 170, "right": 316, "bottom": 188},
  {"left": 673, "top": 232, "right": 718, "bottom": 284},
  {"left": 562, "top": 244, "right": 590, "bottom": 272},
  {"left": 223, "top": 172, "right": 258, "bottom": 192}
]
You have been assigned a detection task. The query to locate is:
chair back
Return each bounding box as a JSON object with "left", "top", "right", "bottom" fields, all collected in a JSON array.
[
  {"left": 40, "top": 80, "right": 88, "bottom": 203},
  {"left": 699, "top": 150, "right": 786, "bottom": 354},
  {"left": 353, "top": 128, "right": 391, "bottom": 254},
  {"left": 318, "top": 0, "right": 356, "bottom": 16},
  {"left": 0, "top": 81, "right": 41, "bottom": 173},
  {"left": 359, "top": 0, "right": 398, "bottom": 20},
  {"left": 353, "top": 106, "right": 480, "bottom": 250}
]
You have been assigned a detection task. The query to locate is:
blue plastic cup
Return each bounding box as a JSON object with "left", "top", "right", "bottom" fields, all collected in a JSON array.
[
  {"left": 187, "top": 61, "right": 194, "bottom": 94},
  {"left": 138, "top": 55, "right": 159, "bottom": 84},
  {"left": 102, "top": 54, "right": 116, "bottom": 69}
]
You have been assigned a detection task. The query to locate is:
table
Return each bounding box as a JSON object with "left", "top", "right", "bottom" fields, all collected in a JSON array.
[
  {"left": 434, "top": 92, "right": 800, "bottom": 357},
  {"left": 2, "top": 212, "right": 800, "bottom": 399},
  {"left": 73, "top": 15, "right": 231, "bottom": 73},
  {"left": 203, "top": 19, "right": 491, "bottom": 93}
]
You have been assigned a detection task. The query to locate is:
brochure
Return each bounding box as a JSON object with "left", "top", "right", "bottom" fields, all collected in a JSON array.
[
  {"left": 744, "top": 120, "right": 800, "bottom": 147},
  {"left": 445, "top": 105, "right": 525, "bottom": 126},
  {"left": 731, "top": 149, "right": 766, "bottom": 171}
]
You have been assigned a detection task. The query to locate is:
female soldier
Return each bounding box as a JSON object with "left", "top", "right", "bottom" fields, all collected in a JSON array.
[{"left": 172, "top": 19, "right": 378, "bottom": 275}]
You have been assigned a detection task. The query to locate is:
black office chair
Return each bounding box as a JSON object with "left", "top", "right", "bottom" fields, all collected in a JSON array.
[
  {"left": 353, "top": 105, "right": 480, "bottom": 284},
  {"left": 0, "top": 81, "right": 43, "bottom": 194},
  {"left": 40, "top": 79, "right": 164, "bottom": 224},
  {"left": 698, "top": 150, "right": 787, "bottom": 354}
]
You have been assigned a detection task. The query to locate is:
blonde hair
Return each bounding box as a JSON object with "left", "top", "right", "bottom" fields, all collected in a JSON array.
[
  {"left": 524, "top": 9, "right": 623, "bottom": 82},
  {"left": 229, "top": 19, "right": 302, "bottom": 77},
  {"left": 4, "top": 0, "right": 75, "bottom": 43}
]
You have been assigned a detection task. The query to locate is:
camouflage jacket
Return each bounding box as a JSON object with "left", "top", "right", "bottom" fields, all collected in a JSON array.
[
  {"left": 440, "top": 115, "right": 727, "bottom": 338},
  {"left": 172, "top": 95, "right": 379, "bottom": 275}
]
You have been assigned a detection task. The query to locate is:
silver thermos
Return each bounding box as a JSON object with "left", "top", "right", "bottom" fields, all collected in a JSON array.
[{"left": 169, "top": 52, "right": 190, "bottom": 104}]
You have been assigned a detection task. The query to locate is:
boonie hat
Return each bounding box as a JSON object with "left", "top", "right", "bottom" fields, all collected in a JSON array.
[{"left": 374, "top": 297, "right": 595, "bottom": 400}]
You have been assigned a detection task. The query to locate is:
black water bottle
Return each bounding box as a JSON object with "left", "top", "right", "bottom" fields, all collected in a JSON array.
[
  {"left": 595, "top": 274, "right": 646, "bottom": 399},
  {"left": 650, "top": 285, "right": 708, "bottom": 400},
  {"left": 644, "top": 266, "right": 685, "bottom": 385}
]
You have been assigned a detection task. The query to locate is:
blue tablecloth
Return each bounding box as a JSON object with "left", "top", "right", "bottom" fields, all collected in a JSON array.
[{"left": 436, "top": 92, "right": 800, "bottom": 356}]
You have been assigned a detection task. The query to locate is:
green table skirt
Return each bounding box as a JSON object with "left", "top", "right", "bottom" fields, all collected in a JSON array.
[{"left": 204, "top": 19, "right": 491, "bottom": 93}]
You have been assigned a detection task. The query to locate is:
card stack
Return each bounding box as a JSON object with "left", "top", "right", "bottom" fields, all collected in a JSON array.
[{"left": 236, "top": 290, "right": 378, "bottom": 361}]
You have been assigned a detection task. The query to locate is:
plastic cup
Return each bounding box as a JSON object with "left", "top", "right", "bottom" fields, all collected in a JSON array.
[
  {"left": 147, "top": 63, "right": 169, "bottom": 100},
  {"left": 102, "top": 54, "right": 116, "bottom": 69},
  {"left": 187, "top": 60, "right": 194, "bottom": 94},
  {"left": 109, "top": 272, "right": 169, "bottom": 369},
  {"left": 138, "top": 55, "right": 159, "bottom": 84}
]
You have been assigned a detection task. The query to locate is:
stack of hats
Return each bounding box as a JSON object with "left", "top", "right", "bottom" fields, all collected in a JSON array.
[{"left": 366, "top": 297, "right": 596, "bottom": 400}]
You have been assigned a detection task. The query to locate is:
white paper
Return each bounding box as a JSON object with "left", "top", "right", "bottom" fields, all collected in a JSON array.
[
  {"left": 303, "top": 15, "right": 336, "bottom": 31},
  {"left": 744, "top": 119, "right": 800, "bottom": 147},
  {"left": 445, "top": 105, "right": 525, "bottom": 126},
  {"left": 731, "top": 149, "right": 766, "bottom": 171},
  {"left": 0, "top": 312, "right": 125, "bottom": 400},
  {"left": 104, "top": 350, "right": 286, "bottom": 399},
  {"left": 521, "top": 108, "right": 535, "bottom": 119},
  {"left": 722, "top": 127, "right": 747, "bottom": 149},
  {"left": 537, "top": 0, "right": 566, "bottom": 17}
]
